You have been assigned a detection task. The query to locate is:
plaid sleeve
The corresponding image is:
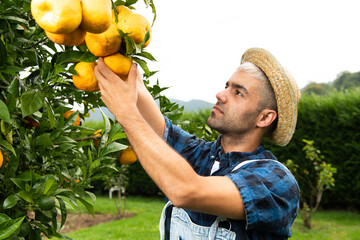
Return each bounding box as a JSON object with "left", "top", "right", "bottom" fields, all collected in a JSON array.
[
  {"left": 163, "top": 116, "right": 197, "bottom": 153},
  {"left": 226, "top": 160, "right": 300, "bottom": 237}
]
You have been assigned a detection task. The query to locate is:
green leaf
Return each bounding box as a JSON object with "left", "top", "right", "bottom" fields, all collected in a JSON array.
[
  {"left": 137, "top": 50, "right": 156, "bottom": 61},
  {"left": 34, "top": 133, "right": 52, "bottom": 150},
  {"left": 0, "top": 216, "right": 25, "bottom": 240},
  {"left": 99, "top": 107, "right": 111, "bottom": 134},
  {"left": 45, "top": 100, "right": 56, "bottom": 128},
  {"left": 55, "top": 50, "right": 97, "bottom": 65},
  {"left": 0, "top": 15, "right": 28, "bottom": 24},
  {"left": 43, "top": 176, "right": 56, "bottom": 195},
  {"left": 90, "top": 159, "right": 100, "bottom": 172},
  {"left": 0, "top": 214, "right": 11, "bottom": 224},
  {"left": 52, "top": 188, "right": 73, "bottom": 196},
  {"left": 108, "top": 123, "right": 124, "bottom": 142},
  {"left": 0, "top": 65, "right": 23, "bottom": 75},
  {"left": 0, "top": 138, "right": 16, "bottom": 156},
  {"left": 63, "top": 111, "right": 79, "bottom": 128},
  {"left": 126, "top": 0, "right": 138, "bottom": 6},
  {"left": 0, "top": 100, "right": 10, "bottom": 123},
  {"left": 85, "top": 191, "right": 96, "bottom": 203},
  {"left": 10, "top": 178, "right": 25, "bottom": 190},
  {"left": 0, "top": 40, "right": 6, "bottom": 66},
  {"left": 132, "top": 56, "right": 150, "bottom": 77},
  {"left": 76, "top": 197, "right": 94, "bottom": 216},
  {"left": 56, "top": 197, "right": 67, "bottom": 229},
  {"left": 20, "top": 90, "right": 45, "bottom": 117},
  {"left": 7, "top": 78, "right": 19, "bottom": 97},
  {"left": 3, "top": 194, "right": 19, "bottom": 209},
  {"left": 17, "top": 190, "right": 34, "bottom": 203},
  {"left": 102, "top": 141, "right": 127, "bottom": 156},
  {"left": 5, "top": 93, "right": 16, "bottom": 113},
  {"left": 143, "top": 30, "right": 150, "bottom": 46},
  {"left": 53, "top": 136, "right": 76, "bottom": 144}
]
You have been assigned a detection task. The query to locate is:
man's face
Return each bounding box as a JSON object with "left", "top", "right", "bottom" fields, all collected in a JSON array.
[{"left": 207, "top": 71, "right": 262, "bottom": 137}]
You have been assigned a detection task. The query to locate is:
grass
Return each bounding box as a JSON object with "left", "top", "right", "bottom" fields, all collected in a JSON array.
[
  {"left": 60, "top": 196, "right": 360, "bottom": 240},
  {"left": 291, "top": 210, "right": 360, "bottom": 240},
  {"left": 62, "top": 196, "right": 164, "bottom": 240}
]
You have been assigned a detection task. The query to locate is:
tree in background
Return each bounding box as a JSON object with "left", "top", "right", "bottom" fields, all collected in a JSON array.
[
  {"left": 333, "top": 71, "right": 360, "bottom": 91},
  {"left": 301, "top": 82, "right": 334, "bottom": 95},
  {"left": 286, "top": 139, "right": 337, "bottom": 229}
]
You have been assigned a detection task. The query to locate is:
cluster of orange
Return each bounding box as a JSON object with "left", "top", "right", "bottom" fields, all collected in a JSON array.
[{"left": 31, "top": 0, "right": 151, "bottom": 92}]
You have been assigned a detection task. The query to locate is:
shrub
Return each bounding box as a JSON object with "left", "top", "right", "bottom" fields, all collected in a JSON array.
[{"left": 266, "top": 89, "right": 360, "bottom": 209}]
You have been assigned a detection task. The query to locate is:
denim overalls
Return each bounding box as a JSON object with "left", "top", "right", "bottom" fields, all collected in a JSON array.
[{"left": 159, "top": 159, "right": 285, "bottom": 240}]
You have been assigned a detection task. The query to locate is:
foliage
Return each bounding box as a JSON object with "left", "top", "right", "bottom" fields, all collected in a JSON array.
[
  {"left": 266, "top": 88, "right": 360, "bottom": 210},
  {"left": 301, "top": 82, "right": 334, "bottom": 96},
  {"left": 286, "top": 139, "right": 337, "bottom": 229},
  {"left": 0, "top": 0, "right": 180, "bottom": 239},
  {"left": 178, "top": 109, "right": 219, "bottom": 142},
  {"left": 333, "top": 70, "right": 360, "bottom": 91},
  {"left": 301, "top": 70, "right": 360, "bottom": 96}
]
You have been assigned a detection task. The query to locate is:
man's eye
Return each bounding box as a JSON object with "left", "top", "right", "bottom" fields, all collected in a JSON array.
[{"left": 236, "top": 91, "right": 242, "bottom": 96}]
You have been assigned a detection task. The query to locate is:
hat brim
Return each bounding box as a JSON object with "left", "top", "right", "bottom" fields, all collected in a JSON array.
[{"left": 241, "top": 48, "right": 300, "bottom": 146}]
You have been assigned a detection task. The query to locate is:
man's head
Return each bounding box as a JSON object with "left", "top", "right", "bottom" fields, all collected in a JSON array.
[
  {"left": 207, "top": 62, "right": 278, "bottom": 144},
  {"left": 237, "top": 62, "right": 278, "bottom": 135},
  {"left": 208, "top": 48, "right": 301, "bottom": 147}
]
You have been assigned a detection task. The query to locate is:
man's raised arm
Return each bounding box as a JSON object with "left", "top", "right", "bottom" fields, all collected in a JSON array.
[{"left": 95, "top": 58, "right": 165, "bottom": 137}]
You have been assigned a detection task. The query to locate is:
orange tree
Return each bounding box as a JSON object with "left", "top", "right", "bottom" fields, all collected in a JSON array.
[{"left": 0, "top": 0, "right": 183, "bottom": 239}]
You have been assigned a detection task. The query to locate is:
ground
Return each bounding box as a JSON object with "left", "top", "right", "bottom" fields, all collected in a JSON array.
[{"left": 59, "top": 212, "right": 136, "bottom": 233}]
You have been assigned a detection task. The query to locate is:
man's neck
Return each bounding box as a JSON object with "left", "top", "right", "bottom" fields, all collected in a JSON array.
[{"left": 220, "top": 133, "right": 262, "bottom": 154}]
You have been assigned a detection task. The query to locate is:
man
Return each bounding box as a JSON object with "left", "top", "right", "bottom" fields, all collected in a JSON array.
[{"left": 94, "top": 48, "right": 301, "bottom": 239}]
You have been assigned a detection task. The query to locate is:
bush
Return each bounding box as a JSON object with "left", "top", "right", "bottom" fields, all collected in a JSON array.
[{"left": 266, "top": 88, "right": 360, "bottom": 209}]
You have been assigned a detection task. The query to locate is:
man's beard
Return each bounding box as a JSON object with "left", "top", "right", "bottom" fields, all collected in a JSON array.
[{"left": 207, "top": 107, "right": 259, "bottom": 138}]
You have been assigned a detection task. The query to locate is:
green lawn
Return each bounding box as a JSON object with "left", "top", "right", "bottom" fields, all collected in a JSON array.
[
  {"left": 60, "top": 196, "right": 360, "bottom": 240},
  {"left": 62, "top": 196, "right": 164, "bottom": 240}
]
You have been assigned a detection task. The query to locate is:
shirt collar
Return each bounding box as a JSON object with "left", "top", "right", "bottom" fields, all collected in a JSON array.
[{"left": 210, "top": 135, "right": 266, "bottom": 168}]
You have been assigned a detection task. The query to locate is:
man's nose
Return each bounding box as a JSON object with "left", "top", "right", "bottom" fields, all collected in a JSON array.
[{"left": 216, "top": 89, "right": 227, "bottom": 103}]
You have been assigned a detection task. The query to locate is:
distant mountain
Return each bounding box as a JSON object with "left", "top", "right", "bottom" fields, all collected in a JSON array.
[
  {"left": 171, "top": 99, "right": 214, "bottom": 112},
  {"left": 84, "top": 99, "right": 214, "bottom": 121}
]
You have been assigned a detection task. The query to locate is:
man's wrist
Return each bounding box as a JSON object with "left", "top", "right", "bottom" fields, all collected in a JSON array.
[{"left": 115, "top": 106, "right": 142, "bottom": 130}]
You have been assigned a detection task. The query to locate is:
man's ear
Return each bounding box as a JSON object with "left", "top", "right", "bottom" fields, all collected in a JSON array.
[{"left": 256, "top": 109, "right": 277, "bottom": 128}]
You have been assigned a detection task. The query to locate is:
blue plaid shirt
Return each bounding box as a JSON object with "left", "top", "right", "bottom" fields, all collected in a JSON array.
[{"left": 163, "top": 117, "right": 299, "bottom": 240}]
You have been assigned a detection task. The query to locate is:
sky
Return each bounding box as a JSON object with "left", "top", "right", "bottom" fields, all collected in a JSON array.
[{"left": 135, "top": 0, "right": 360, "bottom": 103}]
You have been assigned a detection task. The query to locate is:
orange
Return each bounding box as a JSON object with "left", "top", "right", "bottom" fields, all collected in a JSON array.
[
  {"left": 118, "top": 146, "right": 137, "bottom": 164},
  {"left": 31, "top": 0, "right": 82, "bottom": 34},
  {"left": 103, "top": 52, "right": 132, "bottom": 79},
  {"left": 63, "top": 110, "right": 81, "bottom": 126},
  {"left": 0, "top": 150, "right": 3, "bottom": 168},
  {"left": 45, "top": 27, "right": 86, "bottom": 46},
  {"left": 85, "top": 24, "right": 122, "bottom": 57},
  {"left": 73, "top": 62, "right": 100, "bottom": 92},
  {"left": 80, "top": 0, "right": 112, "bottom": 34},
  {"left": 117, "top": 13, "right": 151, "bottom": 47},
  {"left": 112, "top": 5, "right": 132, "bottom": 22}
]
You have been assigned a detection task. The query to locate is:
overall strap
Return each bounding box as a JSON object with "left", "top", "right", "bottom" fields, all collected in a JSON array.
[{"left": 231, "top": 158, "right": 292, "bottom": 173}]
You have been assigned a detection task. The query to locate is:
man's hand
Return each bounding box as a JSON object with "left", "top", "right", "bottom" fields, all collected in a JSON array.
[{"left": 94, "top": 58, "right": 139, "bottom": 121}]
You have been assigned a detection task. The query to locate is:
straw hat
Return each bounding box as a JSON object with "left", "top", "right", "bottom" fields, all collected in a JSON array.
[{"left": 241, "top": 48, "right": 301, "bottom": 146}]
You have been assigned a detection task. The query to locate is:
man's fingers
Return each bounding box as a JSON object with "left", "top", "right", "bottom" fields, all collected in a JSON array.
[
  {"left": 127, "top": 63, "right": 138, "bottom": 87},
  {"left": 95, "top": 57, "right": 120, "bottom": 82}
]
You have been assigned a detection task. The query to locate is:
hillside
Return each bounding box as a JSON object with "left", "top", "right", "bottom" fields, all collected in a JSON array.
[{"left": 83, "top": 99, "right": 214, "bottom": 121}]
